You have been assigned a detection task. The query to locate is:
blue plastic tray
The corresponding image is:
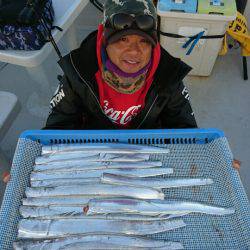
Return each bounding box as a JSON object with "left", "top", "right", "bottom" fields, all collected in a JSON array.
[
  {"left": 0, "top": 128, "right": 249, "bottom": 249},
  {"left": 20, "top": 128, "right": 224, "bottom": 145}
]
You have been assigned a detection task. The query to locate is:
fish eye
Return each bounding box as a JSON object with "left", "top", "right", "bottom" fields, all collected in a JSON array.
[{"left": 119, "top": 37, "right": 128, "bottom": 42}]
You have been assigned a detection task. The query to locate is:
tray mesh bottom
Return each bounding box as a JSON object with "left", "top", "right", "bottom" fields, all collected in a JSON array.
[{"left": 0, "top": 137, "right": 249, "bottom": 249}]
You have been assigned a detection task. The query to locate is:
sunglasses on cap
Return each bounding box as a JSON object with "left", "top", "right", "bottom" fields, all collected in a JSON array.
[{"left": 105, "top": 13, "right": 156, "bottom": 31}]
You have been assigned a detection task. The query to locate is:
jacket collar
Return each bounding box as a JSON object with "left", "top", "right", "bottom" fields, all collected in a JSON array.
[
  {"left": 70, "top": 30, "right": 99, "bottom": 83},
  {"left": 154, "top": 47, "right": 192, "bottom": 95}
]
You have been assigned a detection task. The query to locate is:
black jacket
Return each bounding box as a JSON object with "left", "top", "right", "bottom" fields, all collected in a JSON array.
[{"left": 45, "top": 30, "right": 197, "bottom": 130}]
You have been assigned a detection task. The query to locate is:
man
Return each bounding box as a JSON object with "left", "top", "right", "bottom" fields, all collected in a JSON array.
[{"left": 45, "top": 0, "right": 197, "bottom": 129}]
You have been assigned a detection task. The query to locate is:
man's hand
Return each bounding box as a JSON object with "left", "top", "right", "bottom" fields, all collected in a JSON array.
[
  {"left": 2, "top": 171, "right": 10, "bottom": 183},
  {"left": 232, "top": 159, "right": 241, "bottom": 171}
]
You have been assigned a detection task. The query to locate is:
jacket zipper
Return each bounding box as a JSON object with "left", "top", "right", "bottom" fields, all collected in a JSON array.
[
  {"left": 136, "top": 94, "right": 158, "bottom": 128},
  {"left": 70, "top": 53, "right": 158, "bottom": 129}
]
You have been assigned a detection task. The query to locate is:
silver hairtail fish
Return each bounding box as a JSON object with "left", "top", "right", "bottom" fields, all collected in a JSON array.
[
  {"left": 35, "top": 153, "right": 151, "bottom": 165},
  {"left": 14, "top": 234, "right": 183, "bottom": 250},
  {"left": 19, "top": 205, "right": 187, "bottom": 220},
  {"left": 58, "top": 241, "right": 182, "bottom": 250},
  {"left": 33, "top": 161, "right": 163, "bottom": 172},
  {"left": 30, "top": 167, "right": 173, "bottom": 181},
  {"left": 41, "top": 143, "right": 170, "bottom": 155},
  {"left": 85, "top": 198, "right": 235, "bottom": 216},
  {"left": 30, "top": 178, "right": 100, "bottom": 188},
  {"left": 19, "top": 205, "right": 84, "bottom": 219},
  {"left": 22, "top": 196, "right": 93, "bottom": 206},
  {"left": 25, "top": 183, "right": 165, "bottom": 200},
  {"left": 101, "top": 173, "right": 213, "bottom": 189},
  {"left": 18, "top": 218, "right": 185, "bottom": 239},
  {"left": 36, "top": 152, "right": 98, "bottom": 164}
]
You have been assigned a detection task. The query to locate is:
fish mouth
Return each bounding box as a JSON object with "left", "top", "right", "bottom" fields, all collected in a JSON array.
[{"left": 83, "top": 205, "right": 89, "bottom": 214}]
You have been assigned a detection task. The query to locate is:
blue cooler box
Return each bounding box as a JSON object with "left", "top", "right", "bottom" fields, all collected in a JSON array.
[{"left": 158, "top": 0, "right": 197, "bottom": 13}]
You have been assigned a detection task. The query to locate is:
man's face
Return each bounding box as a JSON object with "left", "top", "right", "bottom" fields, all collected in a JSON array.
[{"left": 106, "top": 34, "right": 152, "bottom": 74}]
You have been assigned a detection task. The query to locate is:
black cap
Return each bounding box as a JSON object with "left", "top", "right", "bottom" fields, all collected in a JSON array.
[{"left": 103, "top": 0, "right": 158, "bottom": 46}]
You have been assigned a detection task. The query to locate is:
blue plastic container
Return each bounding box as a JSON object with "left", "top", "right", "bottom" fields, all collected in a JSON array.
[
  {"left": 158, "top": 0, "right": 197, "bottom": 13},
  {"left": 0, "top": 128, "right": 249, "bottom": 250},
  {"left": 20, "top": 128, "right": 224, "bottom": 145}
]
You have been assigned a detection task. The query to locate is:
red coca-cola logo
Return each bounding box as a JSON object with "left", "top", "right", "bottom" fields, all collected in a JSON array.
[{"left": 103, "top": 100, "right": 142, "bottom": 125}]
